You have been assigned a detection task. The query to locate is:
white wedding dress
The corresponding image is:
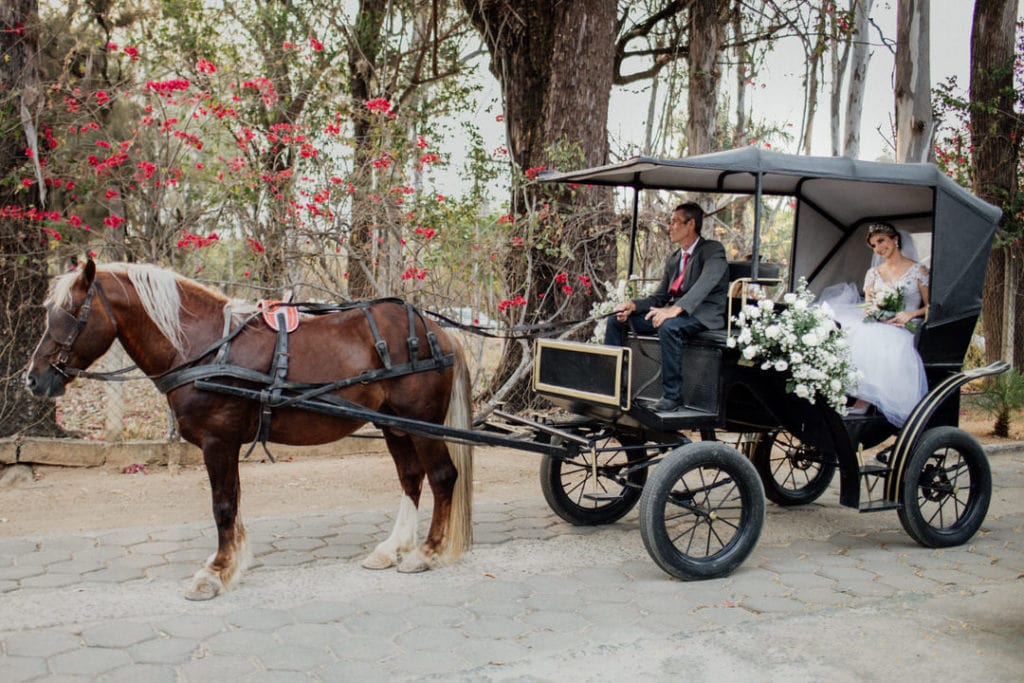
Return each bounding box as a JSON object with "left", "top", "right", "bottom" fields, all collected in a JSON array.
[{"left": 819, "top": 263, "right": 930, "bottom": 427}]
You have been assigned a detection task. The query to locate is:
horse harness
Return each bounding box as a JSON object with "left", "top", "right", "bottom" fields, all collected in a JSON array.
[{"left": 152, "top": 299, "right": 454, "bottom": 459}]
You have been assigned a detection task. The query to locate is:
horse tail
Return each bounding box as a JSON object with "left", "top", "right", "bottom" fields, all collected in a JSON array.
[{"left": 443, "top": 335, "right": 474, "bottom": 560}]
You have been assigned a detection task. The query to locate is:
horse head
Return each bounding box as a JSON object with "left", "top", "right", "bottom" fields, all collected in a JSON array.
[{"left": 25, "top": 260, "right": 119, "bottom": 398}]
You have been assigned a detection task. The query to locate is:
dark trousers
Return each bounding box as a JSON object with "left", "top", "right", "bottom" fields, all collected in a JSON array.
[{"left": 604, "top": 312, "right": 706, "bottom": 401}]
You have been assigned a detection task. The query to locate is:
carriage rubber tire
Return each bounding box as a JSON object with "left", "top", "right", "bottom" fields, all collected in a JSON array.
[
  {"left": 752, "top": 431, "right": 836, "bottom": 506},
  {"left": 897, "top": 426, "right": 991, "bottom": 548},
  {"left": 539, "top": 434, "right": 649, "bottom": 526},
  {"left": 639, "top": 442, "right": 765, "bottom": 580}
]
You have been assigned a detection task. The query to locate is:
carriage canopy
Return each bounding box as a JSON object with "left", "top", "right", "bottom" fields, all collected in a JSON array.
[{"left": 540, "top": 147, "right": 1002, "bottom": 328}]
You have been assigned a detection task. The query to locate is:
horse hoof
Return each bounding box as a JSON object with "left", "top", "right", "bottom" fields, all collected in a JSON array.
[
  {"left": 361, "top": 551, "right": 396, "bottom": 570},
  {"left": 185, "top": 580, "right": 219, "bottom": 601},
  {"left": 397, "top": 555, "right": 431, "bottom": 573}
]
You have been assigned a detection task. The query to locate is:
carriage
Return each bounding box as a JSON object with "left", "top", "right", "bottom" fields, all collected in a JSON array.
[{"left": 25, "top": 147, "right": 1009, "bottom": 596}]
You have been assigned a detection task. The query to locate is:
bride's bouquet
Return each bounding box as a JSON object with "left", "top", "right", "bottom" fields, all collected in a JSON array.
[
  {"left": 728, "top": 280, "right": 860, "bottom": 413},
  {"left": 864, "top": 283, "right": 917, "bottom": 332}
]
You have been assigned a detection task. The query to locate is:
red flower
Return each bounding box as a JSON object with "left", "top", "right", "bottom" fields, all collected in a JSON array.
[
  {"left": 309, "top": 38, "right": 323, "bottom": 52},
  {"left": 196, "top": 58, "right": 216, "bottom": 74},
  {"left": 365, "top": 97, "right": 392, "bottom": 114},
  {"left": 246, "top": 237, "right": 265, "bottom": 254},
  {"left": 105, "top": 189, "right": 119, "bottom": 199},
  {"left": 416, "top": 135, "right": 429, "bottom": 149},
  {"left": 525, "top": 165, "right": 547, "bottom": 180},
  {"left": 124, "top": 46, "right": 139, "bottom": 61},
  {"left": 498, "top": 214, "right": 514, "bottom": 224},
  {"left": 554, "top": 272, "right": 568, "bottom": 284},
  {"left": 21, "top": 178, "right": 33, "bottom": 187}
]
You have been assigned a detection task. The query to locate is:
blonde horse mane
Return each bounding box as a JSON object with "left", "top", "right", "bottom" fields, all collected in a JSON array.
[{"left": 49, "top": 263, "right": 227, "bottom": 356}]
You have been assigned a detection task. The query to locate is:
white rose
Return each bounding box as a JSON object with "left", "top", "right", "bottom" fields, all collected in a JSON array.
[
  {"left": 783, "top": 292, "right": 797, "bottom": 305},
  {"left": 801, "top": 332, "right": 820, "bottom": 347},
  {"left": 774, "top": 359, "right": 789, "bottom": 372},
  {"left": 765, "top": 324, "right": 781, "bottom": 339},
  {"left": 742, "top": 345, "right": 759, "bottom": 360},
  {"left": 794, "top": 383, "right": 811, "bottom": 398},
  {"left": 791, "top": 351, "right": 804, "bottom": 364},
  {"left": 726, "top": 336, "right": 736, "bottom": 348}
]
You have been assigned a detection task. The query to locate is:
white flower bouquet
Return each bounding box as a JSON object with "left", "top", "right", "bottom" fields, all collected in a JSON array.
[
  {"left": 863, "top": 283, "right": 917, "bottom": 332},
  {"left": 728, "top": 280, "right": 861, "bottom": 413}
]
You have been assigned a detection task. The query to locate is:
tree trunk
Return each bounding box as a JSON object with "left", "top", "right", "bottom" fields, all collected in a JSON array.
[
  {"left": 464, "top": 0, "right": 617, "bottom": 407},
  {"left": 894, "top": 0, "right": 932, "bottom": 163},
  {"left": 970, "top": 0, "right": 1021, "bottom": 366},
  {"left": 843, "top": 0, "right": 874, "bottom": 158},
  {"left": 0, "top": 0, "right": 61, "bottom": 437},
  {"left": 687, "top": 0, "right": 727, "bottom": 157}
]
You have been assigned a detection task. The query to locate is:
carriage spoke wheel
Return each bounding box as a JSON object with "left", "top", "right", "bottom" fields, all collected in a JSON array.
[
  {"left": 752, "top": 430, "right": 836, "bottom": 506},
  {"left": 897, "top": 427, "right": 991, "bottom": 548},
  {"left": 540, "top": 431, "right": 655, "bottom": 526},
  {"left": 640, "top": 442, "right": 765, "bottom": 580}
]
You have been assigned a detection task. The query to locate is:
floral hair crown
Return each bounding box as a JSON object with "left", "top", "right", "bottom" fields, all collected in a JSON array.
[{"left": 865, "top": 222, "right": 898, "bottom": 246}]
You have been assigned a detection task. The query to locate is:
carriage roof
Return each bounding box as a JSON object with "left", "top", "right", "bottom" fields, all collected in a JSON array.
[{"left": 540, "top": 146, "right": 1003, "bottom": 328}]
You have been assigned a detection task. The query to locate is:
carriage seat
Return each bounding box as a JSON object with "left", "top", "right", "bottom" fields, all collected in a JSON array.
[{"left": 630, "top": 260, "right": 782, "bottom": 349}]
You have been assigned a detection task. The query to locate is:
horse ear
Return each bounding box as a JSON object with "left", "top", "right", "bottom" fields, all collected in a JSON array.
[{"left": 82, "top": 258, "right": 96, "bottom": 286}]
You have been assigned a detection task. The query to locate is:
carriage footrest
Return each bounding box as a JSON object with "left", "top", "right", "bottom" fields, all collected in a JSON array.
[
  {"left": 858, "top": 500, "right": 901, "bottom": 513},
  {"left": 582, "top": 492, "right": 625, "bottom": 502},
  {"left": 859, "top": 464, "right": 890, "bottom": 476}
]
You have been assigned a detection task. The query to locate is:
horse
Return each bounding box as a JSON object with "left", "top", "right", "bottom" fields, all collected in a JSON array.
[{"left": 24, "top": 260, "right": 474, "bottom": 600}]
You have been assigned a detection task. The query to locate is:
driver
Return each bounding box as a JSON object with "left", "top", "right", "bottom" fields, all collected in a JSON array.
[{"left": 603, "top": 202, "right": 729, "bottom": 412}]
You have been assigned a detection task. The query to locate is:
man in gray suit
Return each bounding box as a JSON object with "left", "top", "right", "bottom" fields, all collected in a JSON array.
[{"left": 604, "top": 202, "right": 729, "bottom": 412}]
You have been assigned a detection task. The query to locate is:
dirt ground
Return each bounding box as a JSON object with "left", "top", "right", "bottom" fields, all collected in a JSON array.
[{"left": 2, "top": 355, "right": 1022, "bottom": 538}]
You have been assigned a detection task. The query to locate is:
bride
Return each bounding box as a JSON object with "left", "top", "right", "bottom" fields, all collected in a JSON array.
[{"left": 823, "top": 222, "right": 930, "bottom": 427}]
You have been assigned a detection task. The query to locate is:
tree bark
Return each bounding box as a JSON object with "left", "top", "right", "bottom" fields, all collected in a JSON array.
[
  {"left": 464, "top": 0, "right": 618, "bottom": 407},
  {"left": 969, "top": 0, "right": 1021, "bottom": 366},
  {"left": 687, "top": 0, "right": 727, "bottom": 157},
  {"left": 894, "top": 0, "right": 932, "bottom": 163},
  {"left": 843, "top": 0, "right": 873, "bottom": 159},
  {"left": 0, "top": 0, "right": 61, "bottom": 436}
]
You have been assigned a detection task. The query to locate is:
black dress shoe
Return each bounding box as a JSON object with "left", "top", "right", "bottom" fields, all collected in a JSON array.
[{"left": 652, "top": 397, "right": 683, "bottom": 412}]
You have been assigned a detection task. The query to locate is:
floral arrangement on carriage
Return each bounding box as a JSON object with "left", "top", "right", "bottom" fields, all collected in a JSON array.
[
  {"left": 727, "top": 281, "right": 861, "bottom": 413},
  {"left": 863, "top": 282, "right": 919, "bottom": 332}
]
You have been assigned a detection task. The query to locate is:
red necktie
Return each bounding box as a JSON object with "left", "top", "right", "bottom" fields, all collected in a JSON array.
[{"left": 669, "top": 252, "right": 689, "bottom": 295}]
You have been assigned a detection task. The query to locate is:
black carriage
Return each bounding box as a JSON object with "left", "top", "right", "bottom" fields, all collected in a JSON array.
[{"left": 515, "top": 147, "right": 1010, "bottom": 580}]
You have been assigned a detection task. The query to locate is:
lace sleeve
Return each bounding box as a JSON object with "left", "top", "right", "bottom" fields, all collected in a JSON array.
[
  {"left": 913, "top": 262, "right": 930, "bottom": 287},
  {"left": 863, "top": 267, "right": 881, "bottom": 293}
]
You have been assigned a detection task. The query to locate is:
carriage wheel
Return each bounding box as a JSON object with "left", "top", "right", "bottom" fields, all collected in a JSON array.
[
  {"left": 752, "top": 430, "right": 836, "bottom": 506},
  {"left": 540, "top": 432, "right": 654, "bottom": 526},
  {"left": 639, "top": 442, "right": 765, "bottom": 580},
  {"left": 897, "top": 426, "right": 991, "bottom": 548}
]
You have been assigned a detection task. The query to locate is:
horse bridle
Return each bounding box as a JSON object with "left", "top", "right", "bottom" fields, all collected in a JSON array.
[{"left": 51, "top": 277, "right": 119, "bottom": 379}]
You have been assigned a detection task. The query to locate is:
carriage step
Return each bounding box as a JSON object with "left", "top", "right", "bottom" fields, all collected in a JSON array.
[
  {"left": 582, "top": 492, "right": 625, "bottom": 502},
  {"left": 859, "top": 500, "right": 901, "bottom": 513},
  {"left": 859, "top": 464, "right": 890, "bottom": 476}
]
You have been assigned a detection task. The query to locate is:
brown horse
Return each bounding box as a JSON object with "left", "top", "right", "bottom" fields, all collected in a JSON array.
[{"left": 24, "top": 261, "right": 473, "bottom": 600}]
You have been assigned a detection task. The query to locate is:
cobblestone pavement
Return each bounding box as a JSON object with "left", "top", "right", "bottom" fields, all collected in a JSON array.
[{"left": 2, "top": 447, "right": 1023, "bottom": 682}]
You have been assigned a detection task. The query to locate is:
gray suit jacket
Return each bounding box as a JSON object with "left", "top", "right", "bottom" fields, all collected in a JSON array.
[{"left": 633, "top": 238, "right": 730, "bottom": 330}]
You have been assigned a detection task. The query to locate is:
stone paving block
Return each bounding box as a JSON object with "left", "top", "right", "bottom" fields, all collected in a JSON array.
[
  {"left": 49, "top": 646, "right": 132, "bottom": 676},
  {"left": 815, "top": 565, "right": 879, "bottom": 583},
  {"left": 127, "top": 541, "right": 180, "bottom": 556},
  {"left": 257, "top": 644, "right": 336, "bottom": 672},
  {"left": 242, "top": 670, "right": 314, "bottom": 683},
  {"left": 791, "top": 587, "right": 854, "bottom": 607},
  {"left": 70, "top": 546, "right": 126, "bottom": 563},
  {"left": 0, "top": 539, "right": 37, "bottom": 556},
  {"left": 921, "top": 568, "right": 987, "bottom": 586},
  {"left": 328, "top": 635, "right": 402, "bottom": 663},
  {"left": 633, "top": 610, "right": 708, "bottom": 636},
  {"left": 250, "top": 518, "right": 301, "bottom": 535},
  {"left": 0, "top": 579, "right": 18, "bottom": 593},
  {"left": 402, "top": 604, "right": 469, "bottom": 628},
  {"left": 226, "top": 608, "right": 294, "bottom": 631},
  {"left": 101, "top": 663, "right": 178, "bottom": 683},
  {"left": 143, "top": 563, "right": 195, "bottom": 581},
  {"left": 273, "top": 623, "right": 347, "bottom": 649},
  {"left": 459, "top": 637, "right": 530, "bottom": 668},
  {"left": 203, "top": 630, "right": 278, "bottom": 656},
  {"left": 341, "top": 612, "right": 412, "bottom": 639},
  {"left": 395, "top": 625, "right": 467, "bottom": 651},
  {"left": 288, "top": 600, "right": 358, "bottom": 624},
  {"left": 4, "top": 630, "right": 80, "bottom": 657},
  {"left": 146, "top": 526, "right": 207, "bottom": 542},
  {"left": 0, "top": 565, "right": 45, "bottom": 581},
  {"left": 0, "top": 654, "right": 48, "bottom": 682},
  {"left": 258, "top": 550, "right": 316, "bottom": 567},
  {"left": 691, "top": 605, "right": 759, "bottom": 629},
  {"left": 351, "top": 591, "right": 413, "bottom": 614},
  {"left": 94, "top": 529, "right": 154, "bottom": 546},
  {"left": 739, "top": 595, "right": 808, "bottom": 614},
  {"left": 127, "top": 637, "right": 197, "bottom": 665},
  {"left": 80, "top": 566, "right": 146, "bottom": 583},
  {"left": 834, "top": 578, "right": 898, "bottom": 598},
  {"left": 312, "top": 543, "right": 365, "bottom": 560},
  {"left": 959, "top": 560, "right": 1022, "bottom": 581},
  {"left": 163, "top": 548, "right": 211, "bottom": 564},
  {"left": 515, "top": 628, "right": 589, "bottom": 654},
  {"left": 577, "top": 600, "right": 643, "bottom": 628},
  {"left": 17, "top": 572, "right": 82, "bottom": 589},
  {"left": 177, "top": 654, "right": 260, "bottom": 679},
  {"left": 271, "top": 536, "right": 327, "bottom": 552},
  {"left": 506, "top": 527, "right": 558, "bottom": 541},
  {"left": 520, "top": 609, "right": 590, "bottom": 632},
  {"left": 523, "top": 592, "right": 580, "bottom": 613},
  {"left": 320, "top": 659, "right": 394, "bottom": 679},
  {"left": 156, "top": 614, "right": 228, "bottom": 640},
  {"left": 46, "top": 558, "right": 106, "bottom": 575},
  {"left": 384, "top": 648, "right": 469, "bottom": 676},
  {"left": 462, "top": 615, "right": 532, "bottom": 640},
  {"left": 775, "top": 571, "right": 835, "bottom": 591},
  {"left": 82, "top": 622, "right": 156, "bottom": 648},
  {"left": 871, "top": 572, "right": 938, "bottom": 593}
]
